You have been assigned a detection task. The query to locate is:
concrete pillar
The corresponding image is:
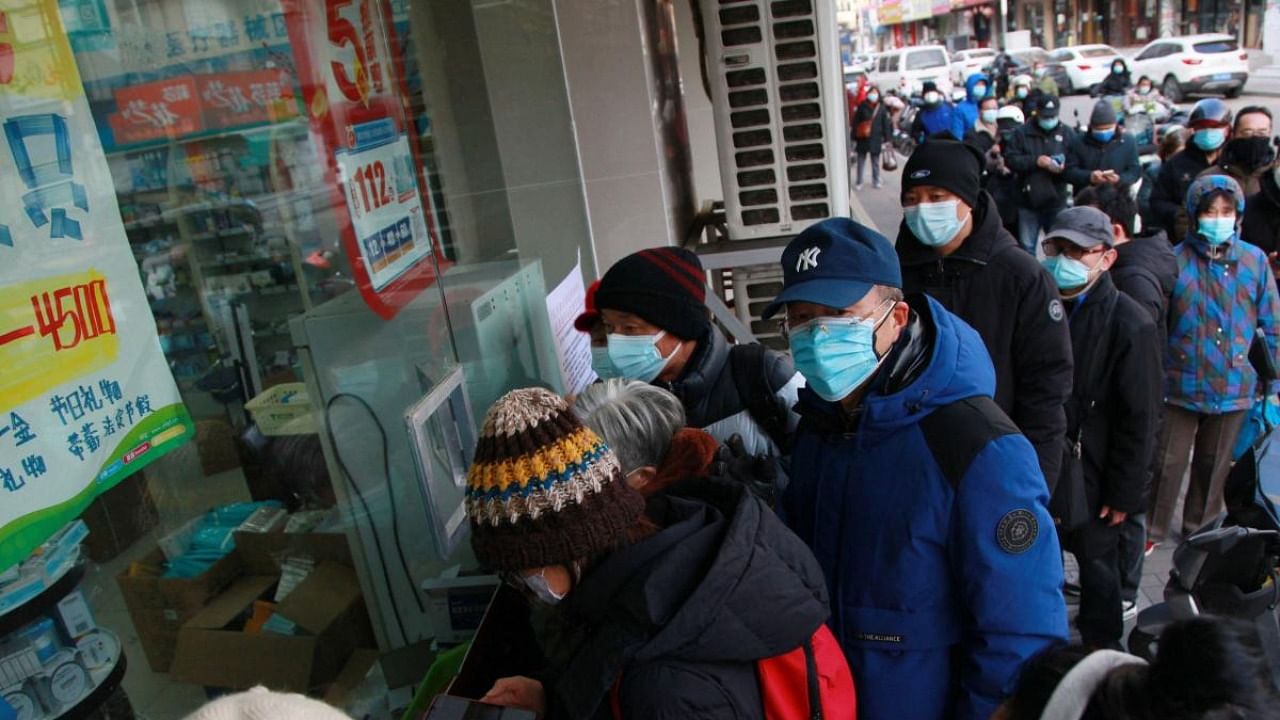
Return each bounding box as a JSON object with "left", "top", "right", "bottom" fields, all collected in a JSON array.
[{"left": 553, "top": 0, "right": 699, "bottom": 276}]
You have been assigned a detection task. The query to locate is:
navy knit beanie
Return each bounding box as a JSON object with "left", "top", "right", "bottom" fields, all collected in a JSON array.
[{"left": 595, "top": 247, "right": 710, "bottom": 341}]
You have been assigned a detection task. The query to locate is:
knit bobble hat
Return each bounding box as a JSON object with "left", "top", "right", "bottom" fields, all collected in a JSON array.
[
  {"left": 594, "top": 247, "right": 710, "bottom": 341},
  {"left": 182, "top": 687, "right": 352, "bottom": 720},
  {"left": 466, "top": 387, "right": 645, "bottom": 573}
]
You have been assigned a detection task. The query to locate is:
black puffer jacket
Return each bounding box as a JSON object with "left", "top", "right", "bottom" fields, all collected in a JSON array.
[
  {"left": 660, "top": 328, "right": 801, "bottom": 458},
  {"left": 898, "top": 192, "right": 1074, "bottom": 489},
  {"left": 543, "top": 481, "right": 831, "bottom": 719},
  {"left": 1111, "top": 229, "right": 1177, "bottom": 348},
  {"left": 1243, "top": 169, "right": 1280, "bottom": 257},
  {"left": 1004, "top": 120, "right": 1075, "bottom": 210},
  {"left": 1064, "top": 131, "right": 1142, "bottom": 192},
  {"left": 1150, "top": 145, "right": 1214, "bottom": 239},
  {"left": 1095, "top": 64, "right": 1132, "bottom": 96},
  {"left": 1063, "top": 273, "right": 1161, "bottom": 516}
]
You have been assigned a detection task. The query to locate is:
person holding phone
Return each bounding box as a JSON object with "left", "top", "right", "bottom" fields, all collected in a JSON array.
[{"left": 1064, "top": 100, "right": 1142, "bottom": 195}]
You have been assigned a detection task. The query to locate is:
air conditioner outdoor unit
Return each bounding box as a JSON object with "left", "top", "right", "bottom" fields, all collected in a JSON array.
[{"left": 700, "top": 0, "right": 849, "bottom": 241}]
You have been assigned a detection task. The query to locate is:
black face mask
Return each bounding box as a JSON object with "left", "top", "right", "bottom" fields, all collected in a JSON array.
[{"left": 1225, "top": 136, "right": 1278, "bottom": 173}]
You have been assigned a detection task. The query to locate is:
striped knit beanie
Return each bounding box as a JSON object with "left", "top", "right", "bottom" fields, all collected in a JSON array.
[
  {"left": 466, "top": 387, "right": 645, "bottom": 572},
  {"left": 595, "top": 247, "right": 710, "bottom": 340}
]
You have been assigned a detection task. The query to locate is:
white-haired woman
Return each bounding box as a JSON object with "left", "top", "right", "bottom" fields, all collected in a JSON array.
[{"left": 572, "top": 379, "right": 719, "bottom": 496}]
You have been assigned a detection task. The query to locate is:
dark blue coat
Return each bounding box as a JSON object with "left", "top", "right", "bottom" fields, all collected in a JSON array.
[{"left": 782, "top": 295, "right": 1068, "bottom": 720}]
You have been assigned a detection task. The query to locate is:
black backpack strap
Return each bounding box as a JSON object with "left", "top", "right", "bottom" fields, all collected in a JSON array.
[
  {"left": 803, "top": 637, "right": 822, "bottom": 720},
  {"left": 919, "top": 396, "right": 1021, "bottom": 488},
  {"left": 729, "top": 344, "right": 791, "bottom": 452}
]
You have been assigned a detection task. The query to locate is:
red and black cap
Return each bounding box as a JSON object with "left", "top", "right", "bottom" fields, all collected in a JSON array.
[{"left": 594, "top": 247, "right": 709, "bottom": 341}]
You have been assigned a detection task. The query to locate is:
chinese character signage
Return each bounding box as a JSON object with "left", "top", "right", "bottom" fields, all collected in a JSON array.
[
  {"left": 107, "top": 76, "right": 202, "bottom": 145},
  {"left": 0, "top": 0, "right": 192, "bottom": 572},
  {"left": 198, "top": 69, "right": 298, "bottom": 129},
  {"left": 283, "top": 0, "right": 446, "bottom": 320}
]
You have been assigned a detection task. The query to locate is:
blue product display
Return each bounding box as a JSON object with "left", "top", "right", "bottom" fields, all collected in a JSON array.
[{"left": 163, "top": 501, "right": 283, "bottom": 579}]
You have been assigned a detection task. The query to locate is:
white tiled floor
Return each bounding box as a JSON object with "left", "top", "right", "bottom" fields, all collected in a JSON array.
[{"left": 79, "top": 447, "right": 253, "bottom": 720}]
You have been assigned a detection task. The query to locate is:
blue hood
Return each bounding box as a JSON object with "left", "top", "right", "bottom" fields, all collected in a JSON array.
[
  {"left": 964, "top": 73, "right": 988, "bottom": 101},
  {"left": 798, "top": 295, "right": 996, "bottom": 437}
]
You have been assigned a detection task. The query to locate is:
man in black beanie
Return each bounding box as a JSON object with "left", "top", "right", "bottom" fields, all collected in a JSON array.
[
  {"left": 594, "top": 247, "right": 802, "bottom": 463},
  {"left": 897, "top": 138, "right": 1074, "bottom": 491},
  {"left": 1064, "top": 100, "right": 1142, "bottom": 195}
]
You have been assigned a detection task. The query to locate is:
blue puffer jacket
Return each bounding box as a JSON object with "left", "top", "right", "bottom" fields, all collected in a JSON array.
[
  {"left": 783, "top": 295, "right": 1068, "bottom": 720},
  {"left": 955, "top": 73, "right": 987, "bottom": 133}
]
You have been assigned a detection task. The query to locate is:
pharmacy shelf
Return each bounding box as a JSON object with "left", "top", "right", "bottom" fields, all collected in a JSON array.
[
  {"left": 0, "top": 563, "right": 86, "bottom": 637},
  {"left": 55, "top": 641, "right": 127, "bottom": 720}
]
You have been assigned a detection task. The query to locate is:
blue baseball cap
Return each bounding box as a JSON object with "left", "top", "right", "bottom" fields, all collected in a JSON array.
[{"left": 762, "top": 218, "right": 902, "bottom": 320}]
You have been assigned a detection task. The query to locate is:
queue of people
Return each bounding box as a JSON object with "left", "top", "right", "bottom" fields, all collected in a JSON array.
[{"left": 382, "top": 72, "right": 1280, "bottom": 720}]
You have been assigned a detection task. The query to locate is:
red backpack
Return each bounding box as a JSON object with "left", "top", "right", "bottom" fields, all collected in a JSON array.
[{"left": 610, "top": 624, "right": 856, "bottom": 719}]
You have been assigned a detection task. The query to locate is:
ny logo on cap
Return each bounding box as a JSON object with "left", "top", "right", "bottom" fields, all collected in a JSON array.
[{"left": 796, "top": 247, "right": 821, "bottom": 272}]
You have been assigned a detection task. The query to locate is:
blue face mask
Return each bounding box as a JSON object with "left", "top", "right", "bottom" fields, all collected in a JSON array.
[
  {"left": 1042, "top": 255, "right": 1093, "bottom": 291},
  {"left": 1016, "top": 87, "right": 1029, "bottom": 99},
  {"left": 1039, "top": 117, "right": 1060, "bottom": 131},
  {"left": 591, "top": 347, "right": 618, "bottom": 380},
  {"left": 1113, "top": 65, "right": 1124, "bottom": 75},
  {"left": 1194, "top": 128, "right": 1226, "bottom": 151},
  {"left": 788, "top": 305, "right": 893, "bottom": 402},
  {"left": 972, "top": 84, "right": 988, "bottom": 100},
  {"left": 868, "top": 92, "right": 879, "bottom": 103},
  {"left": 1092, "top": 129, "right": 1116, "bottom": 143},
  {"left": 981, "top": 109, "right": 998, "bottom": 124},
  {"left": 905, "top": 200, "right": 970, "bottom": 248},
  {"left": 1198, "top": 216, "right": 1236, "bottom": 246},
  {"left": 607, "top": 331, "right": 675, "bottom": 382}
]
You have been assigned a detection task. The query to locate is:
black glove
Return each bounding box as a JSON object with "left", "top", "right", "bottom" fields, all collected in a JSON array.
[{"left": 709, "top": 434, "right": 779, "bottom": 506}]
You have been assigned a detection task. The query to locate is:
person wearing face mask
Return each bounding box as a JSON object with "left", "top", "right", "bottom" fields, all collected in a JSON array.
[
  {"left": 1243, "top": 165, "right": 1280, "bottom": 274},
  {"left": 911, "top": 80, "right": 963, "bottom": 144},
  {"left": 1008, "top": 74, "right": 1034, "bottom": 116},
  {"left": 1198, "top": 106, "right": 1275, "bottom": 199},
  {"left": 593, "top": 247, "right": 802, "bottom": 462},
  {"left": 574, "top": 279, "right": 618, "bottom": 381},
  {"left": 1064, "top": 100, "right": 1141, "bottom": 193},
  {"left": 764, "top": 217, "right": 1067, "bottom": 720},
  {"left": 1032, "top": 61, "right": 1059, "bottom": 102},
  {"left": 470, "top": 388, "right": 849, "bottom": 720},
  {"left": 1123, "top": 75, "right": 1172, "bottom": 116},
  {"left": 991, "top": 105, "right": 1027, "bottom": 238},
  {"left": 1039, "top": 207, "right": 1161, "bottom": 649},
  {"left": 1074, "top": 184, "right": 1177, "bottom": 622},
  {"left": 955, "top": 73, "right": 990, "bottom": 136},
  {"left": 897, "top": 139, "right": 1074, "bottom": 491},
  {"left": 1149, "top": 98, "right": 1232, "bottom": 240},
  {"left": 1005, "top": 95, "right": 1075, "bottom": 253},
  {"left": 852, "top": 82, "right": 893, "bottom": 190},
  {"left": 964, "top": 95, "right": 1001, "bottom": 158},
  {"left": 1147, "top": 175, "right": 1280, "bottom": 553},
  {"left": 1094, "top": 58, "right": 1132, "bottom": 97}
]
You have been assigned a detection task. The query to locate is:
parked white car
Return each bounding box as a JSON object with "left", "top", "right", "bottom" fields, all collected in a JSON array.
[
  {"left": 950, "top": 48, "right": 998, "bottom": 86},
  {"left": 1046, "top": 44, "right": 1125, "bottom": 95},
  {"left": 870, "top": 45, "right": 953, "bottom": 97},
  {"left": 1130, "top": 33, "right": 1249, "bottom": 102}
]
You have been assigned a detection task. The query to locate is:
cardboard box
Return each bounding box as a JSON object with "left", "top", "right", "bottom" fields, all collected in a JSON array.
[
  {"left": 116, "top": 544, "right": 241, "bottom": 673},
  {"left": 169, "top": 533, "right": 372, "bottom": 694}
]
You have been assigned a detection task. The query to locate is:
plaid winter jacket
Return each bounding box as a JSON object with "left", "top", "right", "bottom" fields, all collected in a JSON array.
[{"left": 1166, "top": 234, "right": 1280, "bottom": 413}]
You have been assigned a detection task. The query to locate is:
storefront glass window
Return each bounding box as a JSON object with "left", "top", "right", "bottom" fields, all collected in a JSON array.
[{"left": 2, "top": 0, "right": 595, "bottom": 716}]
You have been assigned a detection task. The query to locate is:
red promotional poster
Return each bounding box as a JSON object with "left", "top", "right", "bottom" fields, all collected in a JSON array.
[
  {"left": 197, "top": 69, "right": 299, "bottom": 130},
  {"left": 107, "top": 76, "right": 203, "bottom": 145},
  {"left": 282, "top": 0, "right": 445, "bottom": 320}
]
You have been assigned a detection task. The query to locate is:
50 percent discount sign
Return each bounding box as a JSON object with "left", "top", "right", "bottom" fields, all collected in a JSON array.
[{"left": 283, "top": 0, "right": 447, "bottom": 318}]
